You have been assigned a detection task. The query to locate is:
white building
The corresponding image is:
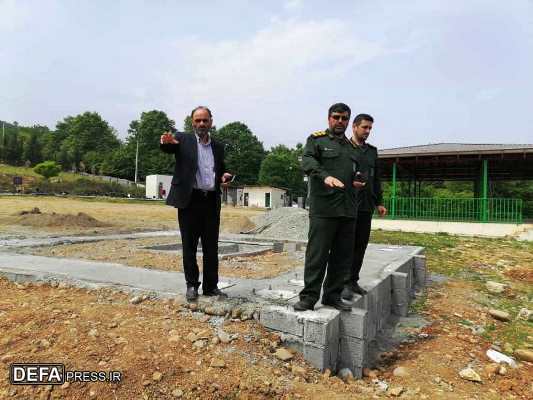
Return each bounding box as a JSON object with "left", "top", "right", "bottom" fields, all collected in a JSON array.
[
  {"left": 241, "top": 186, "right": 288, "bottom": 209},
  {"left": 145, "top": 174, "right": 172, "bottom": 199}
]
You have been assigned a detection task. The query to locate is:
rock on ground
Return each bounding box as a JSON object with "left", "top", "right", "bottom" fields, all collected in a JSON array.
[{"left": 459, "top": 368, "right": 482, "bottom": 382}]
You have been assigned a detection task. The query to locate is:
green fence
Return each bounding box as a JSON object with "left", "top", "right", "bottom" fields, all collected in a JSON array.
[{"left": 381, "top": 197, "right": 523, "bottom": 223}]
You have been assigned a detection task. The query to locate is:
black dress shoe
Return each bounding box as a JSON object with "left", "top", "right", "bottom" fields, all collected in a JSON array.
[
  {"left": 293, "top": 299, "right": 314, "bottom": 311},
  {"left": 341, "top": 283, "right": 368, "bottom": 300},
  {"left": 341, "top": 286, "right": 355, "bottom": 301},
  {"left": 203, "top": 288, "right": 228, "bottom": 298},
  {"left": 321, "top": 298, "right": 352, "bottom": 312},
  {"left": 186, "top": 287, "right": 198, "bottom": 302}
]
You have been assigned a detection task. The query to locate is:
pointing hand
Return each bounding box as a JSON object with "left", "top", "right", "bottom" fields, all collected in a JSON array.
[{"left": 160, "top": 131, "right": 179, "bottom": 145}]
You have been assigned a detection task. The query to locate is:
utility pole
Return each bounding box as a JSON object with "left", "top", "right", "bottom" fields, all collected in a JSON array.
[{"left": 134, "top": 139, "right": 139, "bottom": 184}]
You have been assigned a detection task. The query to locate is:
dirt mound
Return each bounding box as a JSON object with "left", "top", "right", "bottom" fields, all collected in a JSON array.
[
  {"left": 16, "top": 207, "right": 42, "bottom": 216},
  {"left": 15, "top": 211, "right": 110, "bottom": 228},
  {"left": 220, "top": 214, "right": 255, "bottom": 233}
]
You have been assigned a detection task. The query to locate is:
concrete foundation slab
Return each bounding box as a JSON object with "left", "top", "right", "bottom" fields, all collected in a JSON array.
[{"left": 0, "top": 230, "right": 426, "bottom": 378}]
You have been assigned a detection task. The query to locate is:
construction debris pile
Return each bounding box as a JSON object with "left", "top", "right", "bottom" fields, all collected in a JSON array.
[{"left": 247, "top": 207, "right": 309, "bottom": 240}]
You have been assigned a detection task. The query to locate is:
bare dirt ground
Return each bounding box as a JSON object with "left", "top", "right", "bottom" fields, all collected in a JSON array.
[
  {"left": 0, "top": 277, "right": 531, "bottom": 400},
  {"left": 0, "top": 196, "right": 261, "bottom": 236},
  {"left": 0, "top": 196, "right": 532, "bottom": 399}
]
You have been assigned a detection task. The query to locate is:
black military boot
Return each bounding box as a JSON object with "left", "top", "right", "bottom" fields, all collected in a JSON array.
[{"left": 293, "top": 299, "right": 315, "bottom": 311}]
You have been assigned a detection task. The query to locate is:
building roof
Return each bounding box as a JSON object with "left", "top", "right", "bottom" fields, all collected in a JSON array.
[
  {"left": 378, "top": 143, "right": 533, "bottom": 181},
  {"left": 379, "top": 143, "right": 533, "bottom": 158}
]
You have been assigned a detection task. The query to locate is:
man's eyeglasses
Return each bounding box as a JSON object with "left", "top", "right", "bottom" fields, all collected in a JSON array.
[{"left": 330, "top": 115, "right": 350, "bottom": 121}]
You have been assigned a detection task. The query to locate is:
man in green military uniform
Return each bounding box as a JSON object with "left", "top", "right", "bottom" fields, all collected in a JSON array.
[
  {"left": 294, "top": 103, "right": 365, "bottom": 312},
  {"left": 342, "top": 113, "right": 387, "bottom": 301}
]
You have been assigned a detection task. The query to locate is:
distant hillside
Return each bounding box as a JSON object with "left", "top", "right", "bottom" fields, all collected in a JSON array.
[{"left": 0, "top": 164, "right": 144, "bottom": 197}]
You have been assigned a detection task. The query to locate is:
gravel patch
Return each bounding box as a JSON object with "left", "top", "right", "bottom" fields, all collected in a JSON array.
[{"left": 250, "top": 207, "right": 309, "bottom": 240}]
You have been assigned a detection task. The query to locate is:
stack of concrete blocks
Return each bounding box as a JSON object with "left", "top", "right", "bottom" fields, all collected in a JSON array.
[
  {"left": 260, "top": 306, "right": 340, "bottom": 371},
  {"left": 259, "top": 249, "right": 427, "bottom": 378}
]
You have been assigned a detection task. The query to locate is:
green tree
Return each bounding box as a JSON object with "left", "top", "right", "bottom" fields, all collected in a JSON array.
[
  {"left": 183, "top": 115, "right": 193, "bottom": 133},
  {"left": 3, "top": 130, "right": 23, "bottom": 165},
  {"left": 258, "top": 144, "right": 305, "bottom": 197},
  {"left": 55, "top": 112, "right": 120, "bottom": 170},
  {"left": 122, "top": 110, "right": 176, "bottom": 180},
  {"left": 34, "top": 161, "right": 62, "bottom": 179},
  {"left": 212, "top": 122, "right": 265, "bottom": 185},
  {"left": 21, "top": 130, "right": 43, "bottom": 165}
]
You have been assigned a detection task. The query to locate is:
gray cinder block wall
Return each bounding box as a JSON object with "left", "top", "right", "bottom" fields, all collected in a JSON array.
[{"left": 259, "top": 248, "right": 426, "bottom": 378}]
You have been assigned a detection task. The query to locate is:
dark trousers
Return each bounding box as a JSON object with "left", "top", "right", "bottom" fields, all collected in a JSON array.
[
  {"left": 177, "top": 189, "right": 220, "bottom": 292},
  {"left": 346, "top": 211, "right": 373, "bottom": 285},
  {"left": 299, "top": 217, "right": 356, "bottom": 305}
]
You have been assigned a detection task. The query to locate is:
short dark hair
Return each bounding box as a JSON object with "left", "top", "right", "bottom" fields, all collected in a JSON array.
[
  {"left": 191, "top": 106, "right": 212, "bottom": 119},
  {"left": 328, "top": 103, "right": 351, "bottom": 117},
  {"left": 353, "top": 113, "right": 374, "bottom": 126}
]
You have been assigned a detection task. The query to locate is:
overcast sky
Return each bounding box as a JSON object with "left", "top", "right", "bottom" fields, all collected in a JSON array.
[{"left": 1, "top": 0, "right": 532, "bottom": 149}]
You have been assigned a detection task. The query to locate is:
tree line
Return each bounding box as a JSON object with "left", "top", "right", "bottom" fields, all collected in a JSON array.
[{"left": 0, "top": 111, "right": 307, "bottom": 198}]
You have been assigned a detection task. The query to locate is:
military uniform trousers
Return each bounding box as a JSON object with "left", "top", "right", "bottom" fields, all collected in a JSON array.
[
  {"left": 346, "top": 210, "right": 373, "bottom": 286},
  {"left": 299, "top": 216, "right": 356, "bottom": 304}
]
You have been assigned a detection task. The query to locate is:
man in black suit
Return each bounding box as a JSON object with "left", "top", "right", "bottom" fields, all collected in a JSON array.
[{"left": 160, "top": 106, "right": 232, "bottom": 301}]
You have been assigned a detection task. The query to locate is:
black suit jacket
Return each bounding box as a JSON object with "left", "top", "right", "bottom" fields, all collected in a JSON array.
[{"left": 160, "top": 132, "right": 226, "bottom": 209}]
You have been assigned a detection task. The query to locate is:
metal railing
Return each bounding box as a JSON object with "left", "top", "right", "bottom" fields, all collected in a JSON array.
[{"left": 381, "top": 197, "right": 523, "bottom": 223}]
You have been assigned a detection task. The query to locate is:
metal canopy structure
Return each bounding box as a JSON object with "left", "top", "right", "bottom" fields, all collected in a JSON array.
[
  {"left": 376, "top": 143, "right": 533, "bottom": 223},
  {"left": 379, "top": 143, "right": 533, "bottom": 181}
]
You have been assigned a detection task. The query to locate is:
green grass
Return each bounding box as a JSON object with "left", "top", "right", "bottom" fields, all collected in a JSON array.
[
  {"left": 371, "top": 229, "right": 533, "bottom": 349},
  {"left": 0, "top": 163, "right": 41, "bottom": 178},
  {"left": 0, "top": 163, "right": 113, "bottom": 183},
  {"left": 0, "top": 163, "right": 144, "bottom": 197},
  {"left": 409, "top": 292, "right": 428, "bottom": 313}
]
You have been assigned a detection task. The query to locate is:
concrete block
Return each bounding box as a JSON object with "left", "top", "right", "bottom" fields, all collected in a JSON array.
[
  {"left": 339, "top": 308, "right": 367, "bottom": 339},
  {"left": 304, "top": 341, "right": 338, "bottom": 372},
  {"left": 338, "top": 336, "right": 368, "bottom": 370},
  {"left": 366, "top": 339, "right": 379, "bottom": 368},
  {"left": 272, "top": 242, "right": 284, "bottom": 253},
  {"left": 377, "top": 276, "right": 392, "bottom": 331},
  {"left": 279, "top": 332, "right": 304, "bottom": 354},
  {"left": 391, "top": 272, "right": 409, "bottom": 317},
  {"left": 303, "top": 307, "right": 340, "bottom": 346},
  {"left": 413, "top": 255, "right": 427, "bottom": 288},
  {"left": 284, "top": 242, "right": 304, "bottom": 252},
  {"left": 362, "top": 288, "right": 379, "bottom": 339},
  {"left": 260, "top": 305, "right": 304, "bottom": 337},
  {"left": 348, "top": 293, "right": 365, "bottom": 309}
]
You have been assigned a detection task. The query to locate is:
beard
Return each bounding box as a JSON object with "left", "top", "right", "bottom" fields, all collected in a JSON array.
[
  {"left": 194, "top": 127, "right": 209, "bottom": 137},
  {"left": 333, "top": 125, "right": 347, "bottom": 135}
]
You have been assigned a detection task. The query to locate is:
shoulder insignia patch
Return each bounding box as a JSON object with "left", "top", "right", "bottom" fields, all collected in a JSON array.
[{"left": 311, "top": 130, "right": 327, "bottom": 138}]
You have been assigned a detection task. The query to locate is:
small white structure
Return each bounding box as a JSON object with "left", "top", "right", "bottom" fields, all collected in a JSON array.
[
  {"left": 145, "top": 174, "right": 172, "bottom": 199},
  {"left": 242, "top": 186, "right": 288, "bottom": 209}
]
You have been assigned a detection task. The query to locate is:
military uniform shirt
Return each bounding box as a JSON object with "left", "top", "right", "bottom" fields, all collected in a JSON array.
[
  {"left": 302, "top": 129, "right": 359, "bottom": 218},
  {"left": 352, "top": 142, "right": 383, "bottom": 212}
]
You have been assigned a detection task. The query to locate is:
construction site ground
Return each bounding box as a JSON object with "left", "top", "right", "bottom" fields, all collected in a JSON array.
[{"left": 0, "top": 196, "right": 532, "bottom": 399}]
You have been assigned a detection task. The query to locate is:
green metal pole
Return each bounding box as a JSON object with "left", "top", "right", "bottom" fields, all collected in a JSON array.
[
  {"left": 482, "top": 159, "right": 488, "bottom": 222},
  {"left": 391, "top": 162, "right": 397, "bottom": 219}
]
